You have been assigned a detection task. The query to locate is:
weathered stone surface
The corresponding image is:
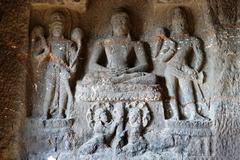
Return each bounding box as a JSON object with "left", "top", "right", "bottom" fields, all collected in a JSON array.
[
  {"left": 0, "top": 0, "right": 240, "bottom": 159},
  {"left": 0, "top": 1, "right": 30, "bottom": 159}
]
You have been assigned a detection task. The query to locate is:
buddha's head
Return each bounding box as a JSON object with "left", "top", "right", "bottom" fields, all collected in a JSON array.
[{"left": 111, "top": 12, "right": 130, "bottom": 37}]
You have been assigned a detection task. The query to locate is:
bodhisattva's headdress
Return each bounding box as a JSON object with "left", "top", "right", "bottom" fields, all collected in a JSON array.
[
  {"left": 49, "top": 11, "right": 65, "bottom": 30},
  {"left": 171, "top": 7, "right": 189, "bottom": 34}
]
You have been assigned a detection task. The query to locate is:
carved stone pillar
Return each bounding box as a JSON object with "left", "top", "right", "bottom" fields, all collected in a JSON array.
[{"left": 0, "top": 1, "right": 30, "bottom": 159}]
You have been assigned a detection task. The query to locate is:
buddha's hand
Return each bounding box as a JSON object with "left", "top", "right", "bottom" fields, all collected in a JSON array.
[{"left": 110, "top": 67, "right": 128, "bottom": 76}]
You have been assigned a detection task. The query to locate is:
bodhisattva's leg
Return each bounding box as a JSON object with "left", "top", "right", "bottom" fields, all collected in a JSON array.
[
  {"left": 42, "top": 72, "right": 56, "bottom": 120},
  {"left": 165, "top": 74, "right": 179, "bottom": 120},
  {"left": 178, "top": 78, "right": 203, "bottom": 120},
  {"left": 64, "top": 78, "right": 73, "bottom": 118},
  {"left": 58, "top": 77, "right": 68, "bottom": 119}
]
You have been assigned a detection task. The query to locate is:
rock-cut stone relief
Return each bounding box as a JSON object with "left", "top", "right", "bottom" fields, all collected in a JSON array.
[
  {"left": 78, "top": 102, "right": 125, "bottom": 155},
  {"left": 78, "top": 102, "right": 151, "bottom": 157},
  {"left": 83, "top": 11, "right": 157, "bottom": 85},
  {"left": 151, "top": 7, "right": 207, "bottom": 121},
  {"left": 122, "top": 101, "right": 151, "bottom": 156},
  {"left": 27, "top": 6, "right": 213, "bottom": 160},
  {"left": 75, "top": 11, "right": 161, "bottom": 103},
  {"left": 31, "top": 11, "right": 83, "bottom": 120}
]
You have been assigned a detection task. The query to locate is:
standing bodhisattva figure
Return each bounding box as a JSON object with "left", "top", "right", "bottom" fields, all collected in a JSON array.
[
  {"left": 165, "top": 7, "right": 205, "bottom": 120},
  {"left": 31, "top": 11, "right": 82, "bottom": 120}
]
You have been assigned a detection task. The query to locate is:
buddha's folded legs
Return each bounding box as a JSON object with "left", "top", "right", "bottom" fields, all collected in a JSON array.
[{"left": 111, "top": 72, "right": 157, "bottom": 84}]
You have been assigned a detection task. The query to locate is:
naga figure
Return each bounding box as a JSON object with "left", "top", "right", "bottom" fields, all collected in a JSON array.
[
  {"left": 85, "top": 12, "right": 156, "bottom": 84},
  {"left": 31, "top": 11, "right": 82, "bottom": 119},
  {"left": 78, "top": 102, "right": 125, "bottom": 155},
  {"left": 31, "top": 26, "right": 49, "bottom": 62},
  {"left": 123, "top": 102, "right": 151, "bottom": 156},
  {"left": 165, "top": 7, "right": 205, "bottom": 120}
]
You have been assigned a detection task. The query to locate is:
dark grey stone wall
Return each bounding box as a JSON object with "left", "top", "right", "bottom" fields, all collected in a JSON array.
[{"left": 0, "top": 1, "right": 30, "bottom": 159}]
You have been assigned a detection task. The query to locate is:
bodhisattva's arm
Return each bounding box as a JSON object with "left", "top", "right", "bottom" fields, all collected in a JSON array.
[
  {"left": 105, "top": 121, "right": 119, "bottom": 138},
  {"left": 192, "top": 38, "right": 203, "bottom": 72},
  {"left": 68, "top": 43, "right": 78, "bottom": 74},
  {"left": 31, "top": 36, "right": 49, "bottom": 58},
  {"left": 89, "top": 40, "right": 109, "bottom": 72},
  {"left": 151, "top": 39, "right": 163, "bottom": 58},
  {"left": 157, "top": 39, "right": 176, "bottom": 62},
  {"left": 127, "top": 42, "right": 148, "bottom": 73}
]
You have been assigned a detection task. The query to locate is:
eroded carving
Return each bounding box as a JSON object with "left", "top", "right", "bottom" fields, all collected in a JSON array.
[
  {"left": 25, "top": 4, "right": 215, "bottom": 160},
  {"left": 78, "top": 102, "right": 125, "bottom": 155},
  {"left": 31, "top": 11, "right": 83, "bottom": 120},
  {"left": 164, "top": 7, "right": 206, "bottom": 120},
  {"left": 31, "top": 25, "right": 49, "bottom": 61},
  {"left": 78, "top": 101, "right": 151, "bottom": 157},
  {"left": 122, "top": 102, "right": 151, "bottom": 156},
  {"left": 151, "top": 27, "right": 176, "bottom": 75},
  {"left": 84, "top": 12, "right": 156, "bottom": 85}
]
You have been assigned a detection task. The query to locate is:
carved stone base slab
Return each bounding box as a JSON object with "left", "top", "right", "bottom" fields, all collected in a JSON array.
[
  {"left": 165, "top": 120, "right": 213, "bottom": 136},
  {"left": 27, "top": 118, "right": 74, "bottom": 129},
  {"left": 78, "top": 150, "right": 181, "bottom": 160},
  {"left": 24, "top": 118, "right": 75, "bottom": 155},
  {"left": 30, "top": 0, "right": 88, "bottom": 12},
  {"left": 75, "top": 82, "right": 161, "bottom": 102},
  {"left": 163, "top": 120, "right": 214, "bottom": 158}
]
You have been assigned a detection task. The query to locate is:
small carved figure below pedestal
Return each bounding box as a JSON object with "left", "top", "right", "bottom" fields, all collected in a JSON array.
[
  {"left": 78, "top": 101, "right": 151, "bottom": 158},
  {"left": 78, "top": 102, "right": 125, "bottom": 155},
  {"left": 122, "top": 102, "right": 151, "bottom": 157}
]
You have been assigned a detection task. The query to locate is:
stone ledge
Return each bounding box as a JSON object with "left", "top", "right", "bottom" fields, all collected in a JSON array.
[
  {"left": 30, "top": 0, "right": 88, "bottom": 12},
  {"left": 165, "top": 120, "right": 213, "bottom": 128},
  {"left": 184, "top": 156, "right": 214, "bottom": 160},
  {"left": 75, "top": 82, "right": 162, "bottom": 102},
  {"left": 164, "top": 120, "right": 213, "bottom": 136},
  {"left": 154, "top": 0, "right": 191, "bottom": 4},
  {"left": 26, "top": 118, "right": 74, "bottom": 129}
]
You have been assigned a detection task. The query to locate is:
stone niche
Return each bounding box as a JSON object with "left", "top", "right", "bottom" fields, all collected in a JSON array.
[{"left": 1, "top": 0, "right": 240, "bottom": 160}]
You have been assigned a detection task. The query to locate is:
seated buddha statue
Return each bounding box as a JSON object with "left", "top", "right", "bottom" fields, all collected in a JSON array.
[{"left": 85, "top": 12, "right": 156, "bottom": 85}]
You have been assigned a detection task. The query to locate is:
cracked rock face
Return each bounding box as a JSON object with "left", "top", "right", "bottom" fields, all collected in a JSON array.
[{"left": 0, "top": 0, "right": 240, "bottom": 159}]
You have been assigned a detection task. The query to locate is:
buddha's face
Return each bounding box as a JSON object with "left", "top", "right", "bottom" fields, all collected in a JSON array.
[{"left": 111, "top": 13, "right": 130, "bottom": 36}]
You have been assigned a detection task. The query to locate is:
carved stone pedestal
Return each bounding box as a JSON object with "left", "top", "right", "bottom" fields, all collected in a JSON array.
[
  {"left": 75, "top": 82, "right": 165, "bottom": 159},
  {"left": 24, "top": 118, "right": 75, "bottom": 160},
  {"left": 75, "top": 82, "right": 162, "bottom": 102},
  {"left": 163, "top": 120, "right": 214, "bottom": 160}
]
